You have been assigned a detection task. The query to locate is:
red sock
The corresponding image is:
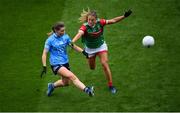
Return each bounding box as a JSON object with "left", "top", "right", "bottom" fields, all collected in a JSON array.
[{"left": 108, "top": 81, "right": 113, "bottom": 87}]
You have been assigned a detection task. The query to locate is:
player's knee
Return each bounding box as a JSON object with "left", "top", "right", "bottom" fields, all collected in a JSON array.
[
  {"left": 101, "top": 60, "right": 108, "bottom": 67},
  {"left": 69, "top": 74, "right": 77, "bottom": 81},
  {"left": 63, "top": 83, "right": 69, "bottom": 86},
  {"left": 62, "top": 81, "right": 69, "bottom": 86}
]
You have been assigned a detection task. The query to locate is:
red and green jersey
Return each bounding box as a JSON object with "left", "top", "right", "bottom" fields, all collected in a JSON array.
[{"left": 79, "top": 18, "right": 107, "bottom": 48}]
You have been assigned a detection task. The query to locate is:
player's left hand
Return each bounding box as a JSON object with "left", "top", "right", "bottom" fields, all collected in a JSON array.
[
  {"left": 124, "top": 9, "right": 132, "bottom": 17},
  {"left": 69, "top": 42, "right": 74, "bottom": 48},
  {"left": 82, "top": 50, "right": 89, "bottom": 58},
  {"left": 40, "top": 66, "right": 47, "bottom": 78}
]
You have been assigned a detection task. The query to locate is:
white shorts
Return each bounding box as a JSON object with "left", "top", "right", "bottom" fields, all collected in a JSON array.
[{"left": 85, "top": 42, "right": 108, "bottom": 58}]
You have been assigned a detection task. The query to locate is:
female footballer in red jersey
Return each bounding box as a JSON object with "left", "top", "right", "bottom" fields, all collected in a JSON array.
[{"left": 72, "top": 9, "right": 132, "bottom": 93}]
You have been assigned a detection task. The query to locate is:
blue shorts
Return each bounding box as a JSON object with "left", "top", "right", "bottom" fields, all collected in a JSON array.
[{"left": 51, "top": 63, "right": 70, "bottom": 75}]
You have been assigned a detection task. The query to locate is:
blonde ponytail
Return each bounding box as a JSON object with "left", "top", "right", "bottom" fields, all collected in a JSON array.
[
  {"left": 47, "top": 31, "right": 53, "bottom": 36},
  {"left": 79, "top": 8, "right": 91, "bottom": 23}
]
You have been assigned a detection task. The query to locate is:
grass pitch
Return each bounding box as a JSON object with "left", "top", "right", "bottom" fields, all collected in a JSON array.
[{"left": 0, "top": 0, "right": 180, "bottom": 111}]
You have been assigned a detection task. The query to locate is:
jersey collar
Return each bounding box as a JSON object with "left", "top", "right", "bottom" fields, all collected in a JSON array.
[{"left": 53, "top": 33, "right": 64, "bottom": 38}]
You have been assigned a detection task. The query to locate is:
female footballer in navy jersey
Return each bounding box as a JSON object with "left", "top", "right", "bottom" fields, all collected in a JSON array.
[
  {"left": 72, "top": 9, "right": 132, "bottom": 93},
  {"left": 40, "top": 22, "right": 94, "bottom": 97}
]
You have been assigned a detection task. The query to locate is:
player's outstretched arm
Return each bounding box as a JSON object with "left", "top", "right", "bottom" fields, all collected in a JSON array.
[
  {"left": 70, "top": 43, "right": 83, "bottom": 52},
  {"left": 69, "top": 43, "right": 89, "bottom": 58},
  {"left": 107, "top": 9, "right": 132, "bottom": 24}
]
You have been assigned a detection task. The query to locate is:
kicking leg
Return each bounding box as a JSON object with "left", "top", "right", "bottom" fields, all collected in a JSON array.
[{"left": 58, "top": 67, "right": 94, "bottom": 96}]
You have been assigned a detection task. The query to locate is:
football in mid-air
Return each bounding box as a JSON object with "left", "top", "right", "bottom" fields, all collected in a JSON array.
[{"left": 142, "top": 36, "right": 155, "bottom": 47}]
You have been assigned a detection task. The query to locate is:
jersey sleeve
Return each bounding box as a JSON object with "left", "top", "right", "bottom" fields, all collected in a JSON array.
[
  {"left": 44, "top": 38, "right": 51, "bottom": 51},
  {"left": 79, "top": 25, "right": 86, "bottom": 33},
  {"left": 100, "top": 19, "right": 107, "bottom": 26}
]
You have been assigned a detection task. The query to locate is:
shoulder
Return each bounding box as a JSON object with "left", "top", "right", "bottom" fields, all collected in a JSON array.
[
  {"left": 47, "top": 35, "right": 54, "bottom": 40},
  {"left": 63, "top": 34, "right": 70, "bottom": 39},
  {"left": 46, "top": 34, "right": 55, "bottom": 43},
  {"left": 63, "top": 34, "right": 71, "bottom": 41},
  {"left": 62, "top": 34, "right": 71, "bottom": 44},
  {"left": 79, "top": 22, "right": 88, "bottom": 31},
  {"left": 99, "top": 18, "right": 107, "bottom": 26}
]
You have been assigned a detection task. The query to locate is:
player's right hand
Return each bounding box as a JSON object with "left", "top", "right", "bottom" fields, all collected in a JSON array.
[
  {"left": 82, "top": 50, "right": 89, "bottom": 58},
  {"left": 124, "top": 9, "right": 132, "bottom": 17},
  {"left": 40, "top": 66, "right": 47, "bottom": 78}
]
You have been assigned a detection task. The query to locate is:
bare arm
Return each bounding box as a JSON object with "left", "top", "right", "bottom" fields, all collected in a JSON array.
[
  {"left": 69, "top": 40, "right": 88, "bottom": 58},
  {"left": 71, "top": 30, "right": 85, "bottom": 53},
  {"left": 42, "top": 49, "right": 48, "bottom": 67},
  {"left": 107, "top": 16, "right": 125, "bottom": 24},
  {"left": 72, "top": 44, "right": 83, "bottom": 53},
  {"left": 107, "top": 9, "right": 132, "bottom": 25},
  {"left": 69, "top": 42, "right": 83, "bottom": 53},
  {"left": 70, "top": 29, "right": 89, "bottom": 58},
  {"left": 40, "top": 48, "right": 48, "bottom": 78},
  {"left": 72, "top": 31, "right": 84, "bottom": 43}
]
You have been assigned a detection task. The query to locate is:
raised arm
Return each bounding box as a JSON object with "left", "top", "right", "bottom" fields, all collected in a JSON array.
[{"left": 107, "top": 9, "right": 132, "bottom": 24}]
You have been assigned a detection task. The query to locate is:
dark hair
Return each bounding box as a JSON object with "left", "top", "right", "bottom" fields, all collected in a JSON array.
[{"left": 52, "top": 21, "right": 65, "bottom": 33}]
